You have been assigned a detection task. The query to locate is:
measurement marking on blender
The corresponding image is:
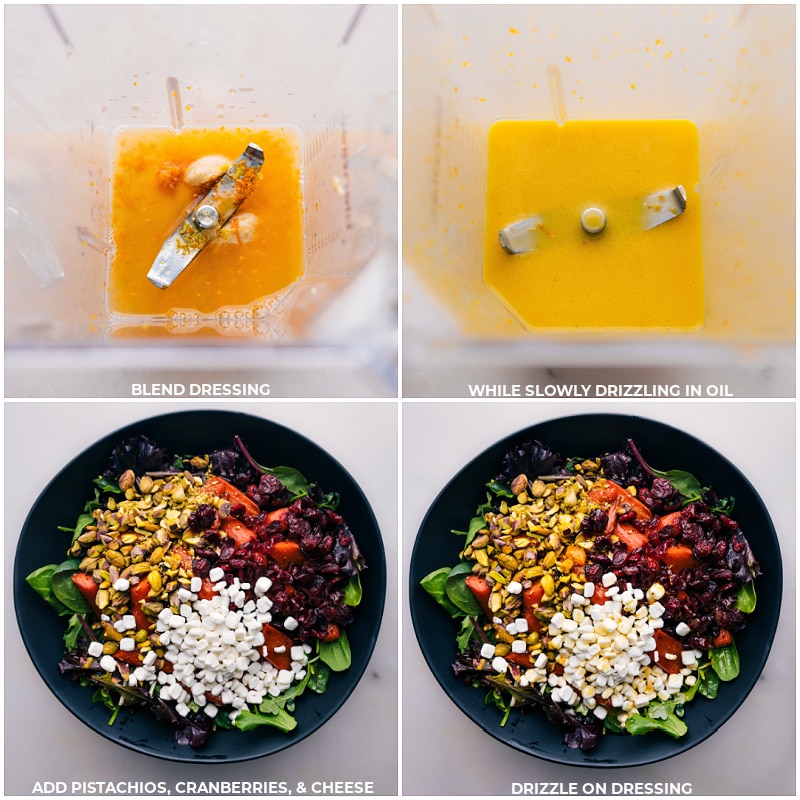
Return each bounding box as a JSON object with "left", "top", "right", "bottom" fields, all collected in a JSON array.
[{"left": 166, "top": 76, "right": 184, "bottom": 130}]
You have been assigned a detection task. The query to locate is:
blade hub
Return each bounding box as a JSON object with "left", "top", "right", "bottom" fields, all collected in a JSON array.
[{"left": 195, "top": 205, "right": 220, "bottom": 230}]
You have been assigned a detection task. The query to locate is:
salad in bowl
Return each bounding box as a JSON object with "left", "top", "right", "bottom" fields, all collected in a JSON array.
[
  {"left": 23, "top": 428, "right": 370, "bottom": 750},
  {"left": 416, "top": 424, "right": 775, "bottom": 761}
]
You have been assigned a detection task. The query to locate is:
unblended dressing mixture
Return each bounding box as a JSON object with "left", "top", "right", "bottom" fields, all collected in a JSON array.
[{"left": 109, "top": 127, "right": 304, "bottom": 317}]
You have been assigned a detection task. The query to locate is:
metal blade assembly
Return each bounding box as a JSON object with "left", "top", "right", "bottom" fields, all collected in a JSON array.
[
  {"left": 498, "top": 216, "right": 544, "bottom": 255},
  {"left": 498, "top": 185, "right": 688, "bottom": 255},
  {"left": 147, "top": 143, "right": 265, "bottom": 289},
  {"left": 641, "top": 185, "right": 687, "bottom": 231}
]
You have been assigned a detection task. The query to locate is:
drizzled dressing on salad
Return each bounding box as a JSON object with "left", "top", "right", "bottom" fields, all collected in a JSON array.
[
  {"left": 27, "top": 435, "right": 365, "bottom": 746},
  {"left": 422, "top": 438, "right": 760, "bottom": 751}
]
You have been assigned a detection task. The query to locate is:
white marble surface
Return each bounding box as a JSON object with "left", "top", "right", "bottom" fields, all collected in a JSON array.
[
  {"left": 402, "top": 400, "right": 795, "bottom": 796},
  {"left": 5, "top": 401, "right": 398, "bottom": 796}
]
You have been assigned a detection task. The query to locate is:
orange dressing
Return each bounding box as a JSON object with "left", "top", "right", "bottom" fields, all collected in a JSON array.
[
  {"left": 484, "top": 119, "right": 704, "bottom": 331},
  {"left": 109, "top": 126, "right": 304, "bottom": 317}
]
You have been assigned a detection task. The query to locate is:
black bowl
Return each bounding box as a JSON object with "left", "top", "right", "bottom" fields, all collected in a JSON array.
[
  {"left": 409, "top": 413, "right": 781, "bottom": 767},
  {"left": 14, "top": 410, "right": 386, "bottom": 763}
]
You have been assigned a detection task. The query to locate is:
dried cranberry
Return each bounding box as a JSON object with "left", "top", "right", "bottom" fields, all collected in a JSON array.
[
  {"left": 258, "top": 474, "right": 283, "bottom": 496},
  {"left": 288, "top": 516, "right": 311, "bottom": 539},
  {"left": 649, "top": 477, "right": 683, "bottom": 510},
  {"left": 188, "top": 504, "right": 218, "bottom": 532}
]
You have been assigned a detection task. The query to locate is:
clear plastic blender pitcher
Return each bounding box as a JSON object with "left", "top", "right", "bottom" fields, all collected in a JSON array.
[
  {"left": 402, "top": 4, "right": 794, "bottom": 395},
  {"left": 5, "top": 4, "right": 398, "bottom": 396}
]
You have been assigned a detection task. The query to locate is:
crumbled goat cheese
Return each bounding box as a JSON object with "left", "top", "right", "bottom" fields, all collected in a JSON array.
[
  {"left": 500, "top": 573, "right": 698, "bottom": 724},
  {"left": 109, "top": 574, "right": 310, "bottom": 718}
]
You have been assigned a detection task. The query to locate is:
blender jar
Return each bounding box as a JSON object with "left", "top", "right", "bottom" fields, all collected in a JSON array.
[{"left": 5, "top": 4, "right": 398, "bottom": 397}]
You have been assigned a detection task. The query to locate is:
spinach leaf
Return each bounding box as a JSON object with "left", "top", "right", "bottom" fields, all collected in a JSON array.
[
  {"left": 318, "top": 490, "right": 340, "bottom": 510},
  {"left": 308, "top": 660, "right": 331, "bottom": 694},
  {"left": 697, "top": 666, "right": 720, "bottom": 699},
  {"left": 63, "top": 614, "right": 85, "bottom": 649},
  {"left": 626, "top": 439, "right": 705, "bottom": 503},
  {"left": 92, "top": 688, "right": 123, "bottom": 726},
  {"left": 487, "top": 687, "right": 513, "bottom": 727},
  {"left": 452, "top": 493, "right": 494, "bottom": 545},
  {"left": 445, "top": 563, "right": 483, "bottom": 616},
  {"left": 344, "top": 574, "right": 363, "bottom": 607},
  {"left": 26, "top": 564, "right": 72, "bottom": 616},
  {"left": 50, "top": 559, "right": 93, "bottom": 614},
  {"left": 57, "top": 512, "right": 94, "bottom": 544},
  {"left": 264, "top": 466, "right": 310, "bottom": 498},
  {"left": 234, "top": 705, "right": 297, "bottom": 733},
  {"left": 736, "top": 581, "right": 757, "bottom": 614},
  {"left": 625, "top": 695, "right": 688, "bottom": 740},
  {"left": 451, "top": 514, "right": 487, "bottom": 546},
  {"left": 603, "top": 714, "right": 626, "bottom": 734},
  {"left": 319, "top": 629, "right": 351, "bottom": 672},
  {"left": 710, "top": 641, "right": 740, "bottom": 681},
  {"left": 271, "top": 671, "right": 310, "bottom": 709},
  {"left": 420, "top": 567, "right": 463, "bottom": 618},
  {"left": 74, "top": 513, "right": 95, "bottom": 538},
  {"left": 486, "top": 479, "right": 513, "bottom": 499},
  {"left": 455, "top": 616, "right": 476, "bottom": 652},
  {"left": 626, "top": 708, "right": 688, "bottom": 739},
  {"left": 233, "top": 668, "right": 312, "bottom": 733},
  {"left": 708, "top": 495, "right": 735, "bottom": 514},
  {"left": 658, "top": 469, "right": 704, "bottom": 503},
  {"left": 94, "top": 476, "right": 123, "bottom": 495}
]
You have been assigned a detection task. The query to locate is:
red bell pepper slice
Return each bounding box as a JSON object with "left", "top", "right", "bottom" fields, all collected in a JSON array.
[
  {"left": 264, "top": 507, "right": 290, "bottom": 533},
  {"left": 197, "top": 576, "right": 217, "bottom": 600},
  {"left": 464, "top": 574, "right": 492, "bottom": 617},
  {"left": 269, "top": 540, "right": 305, "bottom": 568},
  {"left": 653, "top": 629, "right": 684, "bottom": 674},
  {"left": 589, "top": 479, "right": 652, "bottom": 521},
  {"left": 204, "top": 475, "right": 260, "bottom": 516},
  {"left": 317, "top": 623, "right": 341, "bottom": 642},
  {"left": 662, "top": 545, "right": 699, "bottom": 572},
  {"left": 114, "top": 649, "right": 143, "bottom": 666},
  {"left": 220, "top": 516, "right": 257, "bottom": 547},
  {"left": 590, "top": 583, "right": 609, "bottom": 605},
  {"left": 614, "top": 521, "right": 649, "bottom": 551},
  {"left": 505, "top": 651, "right": 536, "bottom": 669},
  {"left": 130, "top": 578, "right": 152, "bottom": 631},
  {"left": 261, "top": 623, "right": 295, "bottom": 671},
  {"left": 71, "top": 572, "right": 102, "bottom": 617},
  {"left": 522, "top": 580, "right": 544, "bottom": 633}
]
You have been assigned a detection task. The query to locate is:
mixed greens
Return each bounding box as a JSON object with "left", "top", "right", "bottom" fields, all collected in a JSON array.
[
  {"left": 27, "top": 435, "right": 366, "bottom": 746},
  {"left": 422, "top": 438, "right": 760, "bottom": 751}
]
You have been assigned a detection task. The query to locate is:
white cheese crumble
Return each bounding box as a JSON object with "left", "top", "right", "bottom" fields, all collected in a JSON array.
[
  {"left": 502, "top": 573, "right": 698, "bottom": 725},
  {"left": 102, "top": 574, "right": 310, "bottom": 719},
  {"left": 480, "top": 643, "right": 496, "bottom": 659}
]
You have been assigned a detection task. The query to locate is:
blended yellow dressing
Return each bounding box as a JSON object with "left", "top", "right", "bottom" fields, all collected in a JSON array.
[
  {"left": 109, "top": 126, "right": 304, "bottom": 318},
  {"left": 484, "top": 120, "right": 704, "bottom": 331}
]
